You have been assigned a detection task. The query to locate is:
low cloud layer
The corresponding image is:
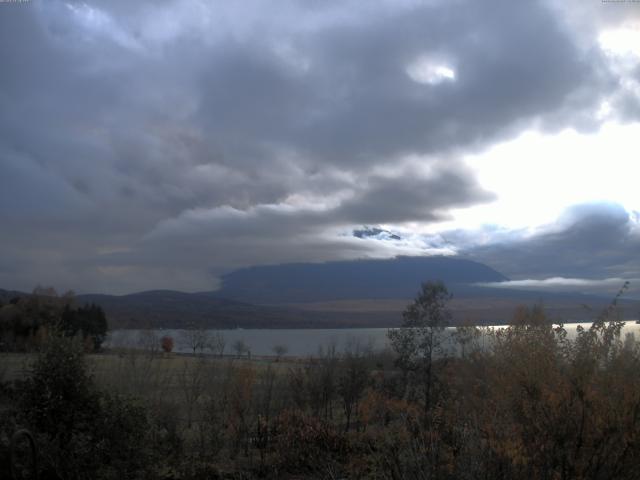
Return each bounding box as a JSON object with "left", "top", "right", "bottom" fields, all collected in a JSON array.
[
  {"left": 477, "top": 277, "right": 639, "bottom": 299},
  {"left": 0, "top": 1, "right": 637, "bottom": 293},
  {"left": 463, "top": 203, "right": 640, "bottom": 280},
  {"left": 460, "top": 203, "right": 640, "bottom": 297}
]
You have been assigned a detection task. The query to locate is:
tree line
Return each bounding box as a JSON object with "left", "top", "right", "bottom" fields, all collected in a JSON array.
[{"left": 0, "top": 286, "right": 108, "bottom": 352}]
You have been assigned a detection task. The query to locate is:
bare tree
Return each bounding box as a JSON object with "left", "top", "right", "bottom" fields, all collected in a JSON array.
[
  {"left": 255, "top": 365, "right": 278, "bottom": 463},
  {"left": 305, "top": 342, "right": 339, "bottom": 420},
  {"left": 233, "top": 339, "right": 249, "bottom": 359},
  {"left": 338, "top": 337, "right": 372, "bottom": 431},
  {"left": 272, "top": 344, "right": 288, "bottom": 361},
  {"left": 452, "top": 322, "right": 481, "bottom": 359},
  {"left": 208, "top": 331, "right": 226, "bottom": 357},
  {"left": 387, "top": 281, "right": 451, "bottom": 416},
  {"left": 177, "top": 356, "right": 209, "bottom": 428},
  {"left": 181, "top": 323, "right": 211, "bottom": 355},
  {"left": 137, "top": 329, "right": 160, "bottom": 358}
]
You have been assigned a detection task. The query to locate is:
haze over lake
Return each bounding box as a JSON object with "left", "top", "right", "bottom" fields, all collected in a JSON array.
[{"left": 107, "top": 321, "right": 640, "bottom": 357}]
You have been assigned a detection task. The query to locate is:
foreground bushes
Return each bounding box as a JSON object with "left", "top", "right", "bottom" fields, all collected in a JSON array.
[{"left": 2, "top": 336, "right": 152, "bottom": 480}]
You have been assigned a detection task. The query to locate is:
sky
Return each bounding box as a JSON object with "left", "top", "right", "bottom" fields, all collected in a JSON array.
[{"left": 0, "top": 0, "right": 639, "bottom": 297}]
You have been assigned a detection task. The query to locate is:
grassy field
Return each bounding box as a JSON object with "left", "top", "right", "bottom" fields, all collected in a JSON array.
[
  {"left": 1, "top": 349, "right": 305, "bottom": 429},
  {"left": 1, "top": 350, "right": 300, "bottom": 383}
]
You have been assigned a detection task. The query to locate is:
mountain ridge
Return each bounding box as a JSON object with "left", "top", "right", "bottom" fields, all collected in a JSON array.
[{"left": 217, "top": 256, "right": 509, "bottom": 303}]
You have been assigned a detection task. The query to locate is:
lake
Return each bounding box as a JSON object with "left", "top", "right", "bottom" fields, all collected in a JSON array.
[{"left": 106, "top": 320, "right": 640, "bottom": 357}]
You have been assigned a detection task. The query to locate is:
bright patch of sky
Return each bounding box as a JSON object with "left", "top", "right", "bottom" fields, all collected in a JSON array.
[
  {"left": 427, "top": 122, "right": 640, "bottom": 234},
  {"left": 599, "top": 24, "right": 640, "bottom": 58},
  {"left": 406, "top": 56, "right": 456, "bottom": 85},
  {"left": 64, "top": 2, "right": 142, "bottom": 52}
]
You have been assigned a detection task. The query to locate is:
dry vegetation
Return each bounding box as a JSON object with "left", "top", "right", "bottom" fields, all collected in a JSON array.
[{"left": 1, "top": 283, "right": 640, "bottom": 479}]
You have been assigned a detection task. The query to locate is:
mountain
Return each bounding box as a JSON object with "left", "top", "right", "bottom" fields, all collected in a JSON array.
[
  {"left": 211, "top": 256, "right": 639, "bottom": 325},
  {"left": 216, "top": 256, "right": 509, "bottom": 304}
]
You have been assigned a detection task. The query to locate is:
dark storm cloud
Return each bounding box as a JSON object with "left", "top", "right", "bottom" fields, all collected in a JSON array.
[
  {"left": 463, "top": 203, "right": 640, "bottom": 282},
  {"left": 0, "top": 0, "right": 628, "bottom": 292},
  {"left": 336, "top": 167, "right": 494, "bottom": 224},
  {"left": 191, "top": 0, "right": 614, "bottom": 166}
]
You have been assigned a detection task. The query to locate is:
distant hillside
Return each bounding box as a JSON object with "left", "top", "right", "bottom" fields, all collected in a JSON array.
[
  {"left": 82, "top": 288, "right": 637, "bottom": 329},
  {"left": 0, "top": 288, "right": 24, "bottom": 303},
  {"left": 216, "top": 256, "right": 509, "bottom": 304},
  {"left": 76, "top": 290, "right": 329, "bottom": 329}
]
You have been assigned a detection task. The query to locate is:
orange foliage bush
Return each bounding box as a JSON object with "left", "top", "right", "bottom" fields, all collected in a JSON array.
[
  {"left": 160, "top": 335, "right": 174, "bottom": 353},
  {"left": 270, "top": 409, "right": 348, "bottom": 474}
]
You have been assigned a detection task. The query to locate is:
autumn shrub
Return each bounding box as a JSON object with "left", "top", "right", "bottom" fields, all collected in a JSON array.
[
  {"left": 441, "top": 302, "right": 640, "bottom": 480},
  {"left": 269, "top": 409, "right": 349, "bottom": 476},
  {"left": 358, "top": 388, "right": 418, "bottom": 431},
  {"left": 161, "top": 335, "right": 174, "bottom": 353},
  {"left": 226, "top": 364, "right": 256, "bottom": 458},
  {"left": 94, "top": 394, "right": 152, "bottom": 480},
  {"left": 148, "top": 400, "right": 184, "bottom": 463}
]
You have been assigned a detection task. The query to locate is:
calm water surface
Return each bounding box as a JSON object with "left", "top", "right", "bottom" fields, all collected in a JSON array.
[{"left": 106, "top": 320, "right": 640, "bottom": 357}]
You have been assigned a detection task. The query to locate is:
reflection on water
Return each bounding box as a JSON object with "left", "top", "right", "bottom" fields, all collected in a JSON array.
[{"left": 105, "top": 320, "right": 640, "bottom": 357}]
